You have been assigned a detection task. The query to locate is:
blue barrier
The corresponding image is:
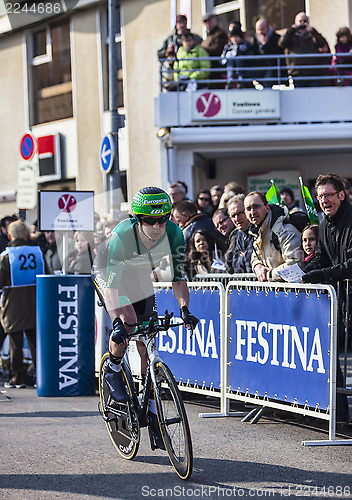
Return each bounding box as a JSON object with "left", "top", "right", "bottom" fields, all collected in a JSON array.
[
  {"left": 155, "top": 285, "right": 223, "bottom": 391},
  {"left": 36, "top": 275, "right": 95, "bottom": 397},
  {"left": 227, "top": 287, "right": 331, "bottom": 410}
]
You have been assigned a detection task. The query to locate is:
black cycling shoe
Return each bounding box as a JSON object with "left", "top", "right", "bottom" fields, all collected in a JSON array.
[
  {"left": 148, "top": 411, "right": 166, "bottom": 450},
  {"left": 104, "top": 367, "right": 129, "bottom": 403}
]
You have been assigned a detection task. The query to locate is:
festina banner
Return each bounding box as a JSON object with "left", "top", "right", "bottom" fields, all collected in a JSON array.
[
  {"left": 228, "top": 288, "right": 331, "bottom": 410},
  {"left": 36, "top": 275, "right": 95, "bottom": 397},
  {"left": 156, "top": 287, "right": 221, "bottom": 389}
]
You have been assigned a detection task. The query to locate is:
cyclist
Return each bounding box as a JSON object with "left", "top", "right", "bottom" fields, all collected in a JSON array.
[{"left": 92, "top": 186, "right": 198, "bottom": 448}]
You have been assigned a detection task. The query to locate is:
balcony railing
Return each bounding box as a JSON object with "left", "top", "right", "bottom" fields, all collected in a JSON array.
[{"left": 159, "top": 52, "right": 352, "bottom": 92}]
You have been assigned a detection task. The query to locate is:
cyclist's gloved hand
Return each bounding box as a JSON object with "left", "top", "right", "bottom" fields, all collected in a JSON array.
[
  {"left": 180, "top": 306, "right": 199, "bottom": 330},
  {"left": 111, "top": 317, "right": 129, "bottom": 345}
]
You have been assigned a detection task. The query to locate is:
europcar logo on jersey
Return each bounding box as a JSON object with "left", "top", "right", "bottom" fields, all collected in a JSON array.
[
  {"left": 196, "top": 93, "right": 221, "bottom": 117},
  {"left": 58, "top": 194, "right": 77, "bottom": 213}
]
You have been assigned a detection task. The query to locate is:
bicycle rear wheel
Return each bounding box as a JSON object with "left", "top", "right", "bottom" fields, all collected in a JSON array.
[
  {"left": 153, "top": 361, "right": 193, "bottom": 480},
  {"left": 99, "top": 353, "right": 140, "bottom": 460}
]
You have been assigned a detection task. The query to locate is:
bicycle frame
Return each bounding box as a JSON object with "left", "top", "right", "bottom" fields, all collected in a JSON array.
[{"left": 121, "top": 333, "right": 162, "bottom": 423}]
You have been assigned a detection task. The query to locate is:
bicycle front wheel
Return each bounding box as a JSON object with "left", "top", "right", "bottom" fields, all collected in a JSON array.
[
  {"left": 153, "top": 361, "right": 193, "bottom": 480},
  {"left": 99, "top": 353, "right": 140, "bottom": 460}
]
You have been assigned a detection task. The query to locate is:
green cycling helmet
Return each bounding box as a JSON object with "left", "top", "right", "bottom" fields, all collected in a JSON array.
[{"left": 132, "top": 187, "right": 172, "bottom": 220}]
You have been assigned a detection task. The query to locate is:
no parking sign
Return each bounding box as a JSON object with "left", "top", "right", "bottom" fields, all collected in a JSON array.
[{"left": 20, "top": 133, "right": 35, "bottom": 161}]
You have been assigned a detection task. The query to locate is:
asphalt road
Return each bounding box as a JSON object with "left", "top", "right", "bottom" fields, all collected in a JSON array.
[{"left": 0, "top": 385, "right": 351, "bottom": 500}]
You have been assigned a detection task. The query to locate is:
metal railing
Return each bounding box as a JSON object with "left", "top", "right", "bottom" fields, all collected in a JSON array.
[{"left": 159, "top": 52, "right": 352, "bottom": 91}]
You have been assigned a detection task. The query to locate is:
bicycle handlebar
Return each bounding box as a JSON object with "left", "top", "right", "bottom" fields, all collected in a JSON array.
[{"left": 124, "top": 310, "right": 187, "bottom": 338}]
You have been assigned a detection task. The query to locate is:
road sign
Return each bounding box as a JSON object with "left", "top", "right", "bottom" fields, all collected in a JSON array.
[
  {"left": 100, "top": 134, "right": 115, "bottom": 174},
  {"left": 20, "top": 133, "right": 35, "bottom": 161}
]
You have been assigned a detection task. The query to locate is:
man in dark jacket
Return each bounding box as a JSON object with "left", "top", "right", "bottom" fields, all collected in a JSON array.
[
  {"left": 201, "top": 13, "right": 228, "bottom": 87},
  {"left": 226, "top": 195, "right": 253, "bottom": 274},
  {"left": 252, "top": 18, "right": 284, "bottom": 87},
  {"left": 0, "top": 221, "right": 46, "bottom": 388},
  {"left": 173, "top": 200, "right": 225, "bottom": 253},
  {"left": 302, "top": 173, "right": 352, "bottom": 423},
  {"left": 157, "top": 15, "right": 202, "bottom": 60},
  {"left": 279, "top": 12, "right": 328, "bottom": 87}
]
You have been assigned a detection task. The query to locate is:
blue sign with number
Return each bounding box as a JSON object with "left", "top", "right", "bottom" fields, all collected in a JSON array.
[
  {"left": 156, "top": 288, "right": 221, "bottom": 389},
  {"left": 7, "top": 246, "right": 44, "bottom": 286},
  {"left": 100, "top": 134, "right": 115, "bottom": 173},
  {"left": 228, "top": 289, "right": 331, "bottom": 410}
]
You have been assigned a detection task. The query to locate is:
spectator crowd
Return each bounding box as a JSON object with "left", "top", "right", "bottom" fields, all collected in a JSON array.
[
  {"left": 0, "top": 171, "right": 351, "bottom": 424},
  {"left": 158, "top": 11, "right": 352, "bottom": 89}
]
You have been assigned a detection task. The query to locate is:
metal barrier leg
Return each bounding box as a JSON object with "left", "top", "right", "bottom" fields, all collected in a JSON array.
[
  {"left": 241, "top": 406, "right": 261, "bottom": 423},
  {"left": 0, "top": 391, "right": 11, "bottom": 402},
  {"left": 250, "top": 406, "right": 266, "bottom": 424},
  {"left": 303, "top": 439, "right": 352, "bottom": 447}
]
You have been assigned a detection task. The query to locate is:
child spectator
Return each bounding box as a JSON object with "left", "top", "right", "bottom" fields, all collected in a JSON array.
[
  {"left": 69, "top": 231, "right": 93, "bottom": 274},
  {"left": 301, "top": 224, "right": 319, "bottom": 263},
  {"left": 335, "top": 27, "right": 352, "bottom": 86},
  {"left": 173, "top": 31, "right": 211, "bottom": 90},
  {"left": 221, "top": 26, "right": 253, "bottom": 89}
]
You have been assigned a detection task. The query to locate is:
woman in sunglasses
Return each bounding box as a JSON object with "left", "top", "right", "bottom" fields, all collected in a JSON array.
[{"left": 92, "top": 186, "right": 198, "bottom": 447}]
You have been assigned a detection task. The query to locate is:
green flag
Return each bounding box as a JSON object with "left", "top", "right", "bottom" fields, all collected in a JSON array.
[
  {"left": 299, "top": 177, "right": 319, "bottom": 225},
  {"left": 265, "top": 180, "right": 284, "bottom": 205}
]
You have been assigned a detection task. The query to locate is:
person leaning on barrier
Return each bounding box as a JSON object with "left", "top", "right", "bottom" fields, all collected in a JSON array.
[
  {"left": 212, "top": 208, "right": 235, "bottom": 239},
  {"left": 244, "top": 191, "right": 302, "bottom": 282},
  {"left": 201, "top": 13, "right": 228, "bottom": 87},
  {"left": 0, "top": 221, "right": 48, "bottom": 388},
  {"left": 226, "top": 195, "right": 254, "bottom": 274},
  {"left": 302, "top": 173, "right": 352, "bottom": 424},
  {"left": 252, "top": 18, "right": 285, "bottom": 88},
  {"left": 279, "top": 12, "right": 329, "bottom": 87}
]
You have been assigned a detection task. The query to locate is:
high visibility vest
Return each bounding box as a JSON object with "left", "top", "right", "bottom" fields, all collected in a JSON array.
[{"left": 6, "top": 246, "right": 45, "bottom": 287}]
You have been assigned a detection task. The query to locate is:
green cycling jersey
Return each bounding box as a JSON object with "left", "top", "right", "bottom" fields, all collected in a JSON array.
[{"left": 93, "top": 217, "right": 185, "bottom": 305}]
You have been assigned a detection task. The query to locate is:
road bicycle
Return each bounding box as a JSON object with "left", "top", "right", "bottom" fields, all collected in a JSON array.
[{"left": 98, "top": 311, "right": 193, "bottom": 480}]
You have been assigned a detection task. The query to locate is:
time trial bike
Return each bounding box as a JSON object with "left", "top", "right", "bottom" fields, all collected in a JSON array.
[{"left": 98, "top": 311, "right": 193, "bottom": 480}]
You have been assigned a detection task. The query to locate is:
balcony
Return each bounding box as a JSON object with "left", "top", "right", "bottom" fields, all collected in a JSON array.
[{"left": 155, "top": 53, "right": 352, "bottom": 130}]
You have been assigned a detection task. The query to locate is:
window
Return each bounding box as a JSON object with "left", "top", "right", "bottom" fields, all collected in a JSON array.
[
  {"left": 31, "top": 20, "right": 73, "bottom": 125},
  {"left": 245, "top": 0, "right": 306, "bottom": 34}
]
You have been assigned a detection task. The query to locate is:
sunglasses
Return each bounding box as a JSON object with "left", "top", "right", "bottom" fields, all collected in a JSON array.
[{"left": 140, "top": 214, "right": 170, "bottom": 225}]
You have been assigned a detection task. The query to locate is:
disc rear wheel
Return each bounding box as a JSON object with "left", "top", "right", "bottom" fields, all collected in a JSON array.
[
  {"left": 153, "top": 361, "right": 193, "bottom": 480},
  {"left": 99, "top": 353, "right": 140, "bottom": 460}
]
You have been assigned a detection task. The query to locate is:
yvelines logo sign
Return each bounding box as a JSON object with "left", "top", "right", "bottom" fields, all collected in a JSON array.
[
  {"left": 196, "top": 93, "right": 221, "bottom": 118},
  {"left": 4, "top": 1, "right": 80, "bottom": 29},
  {"left": 58, "top": 194, "right": 77, "bottom": 213},
  {"left": 193, "top": 90, "right": 280, "bottom": 121}
]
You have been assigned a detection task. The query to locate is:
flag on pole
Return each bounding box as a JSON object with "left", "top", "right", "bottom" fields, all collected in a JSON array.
[
  {"left": 299, "top": 176, "right": 319, "bottom": 225},
  {"left": 265, "top": 180, "right": 284, "bottom": 205}
]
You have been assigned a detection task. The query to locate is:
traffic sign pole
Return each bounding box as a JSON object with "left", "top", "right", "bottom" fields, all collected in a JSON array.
[{"left": 107, "top": 0, "right": 122, "bottom": 218}]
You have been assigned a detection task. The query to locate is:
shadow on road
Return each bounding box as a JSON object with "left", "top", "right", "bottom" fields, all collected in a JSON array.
[{"left": 0, "top": 458, "right": 351, "bottom": 499}]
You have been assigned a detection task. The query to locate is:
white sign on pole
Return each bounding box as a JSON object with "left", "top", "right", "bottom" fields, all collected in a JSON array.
[
  {"left": 17, "top": 161, "right": 38, "bottom": 209},
  {"left": 247, "top": 170, "right": 302, "bottom": 201},
  {"left": 38, "top": 190, "right": 94, "bottom": 231}
]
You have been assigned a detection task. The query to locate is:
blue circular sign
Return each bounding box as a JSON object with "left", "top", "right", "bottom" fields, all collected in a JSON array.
[
  {"left": 20, "top": 133, "right": 35, "bottom": 161},
  {"left": 100, "top": 135, "right": 115, "bottom": 174}
]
